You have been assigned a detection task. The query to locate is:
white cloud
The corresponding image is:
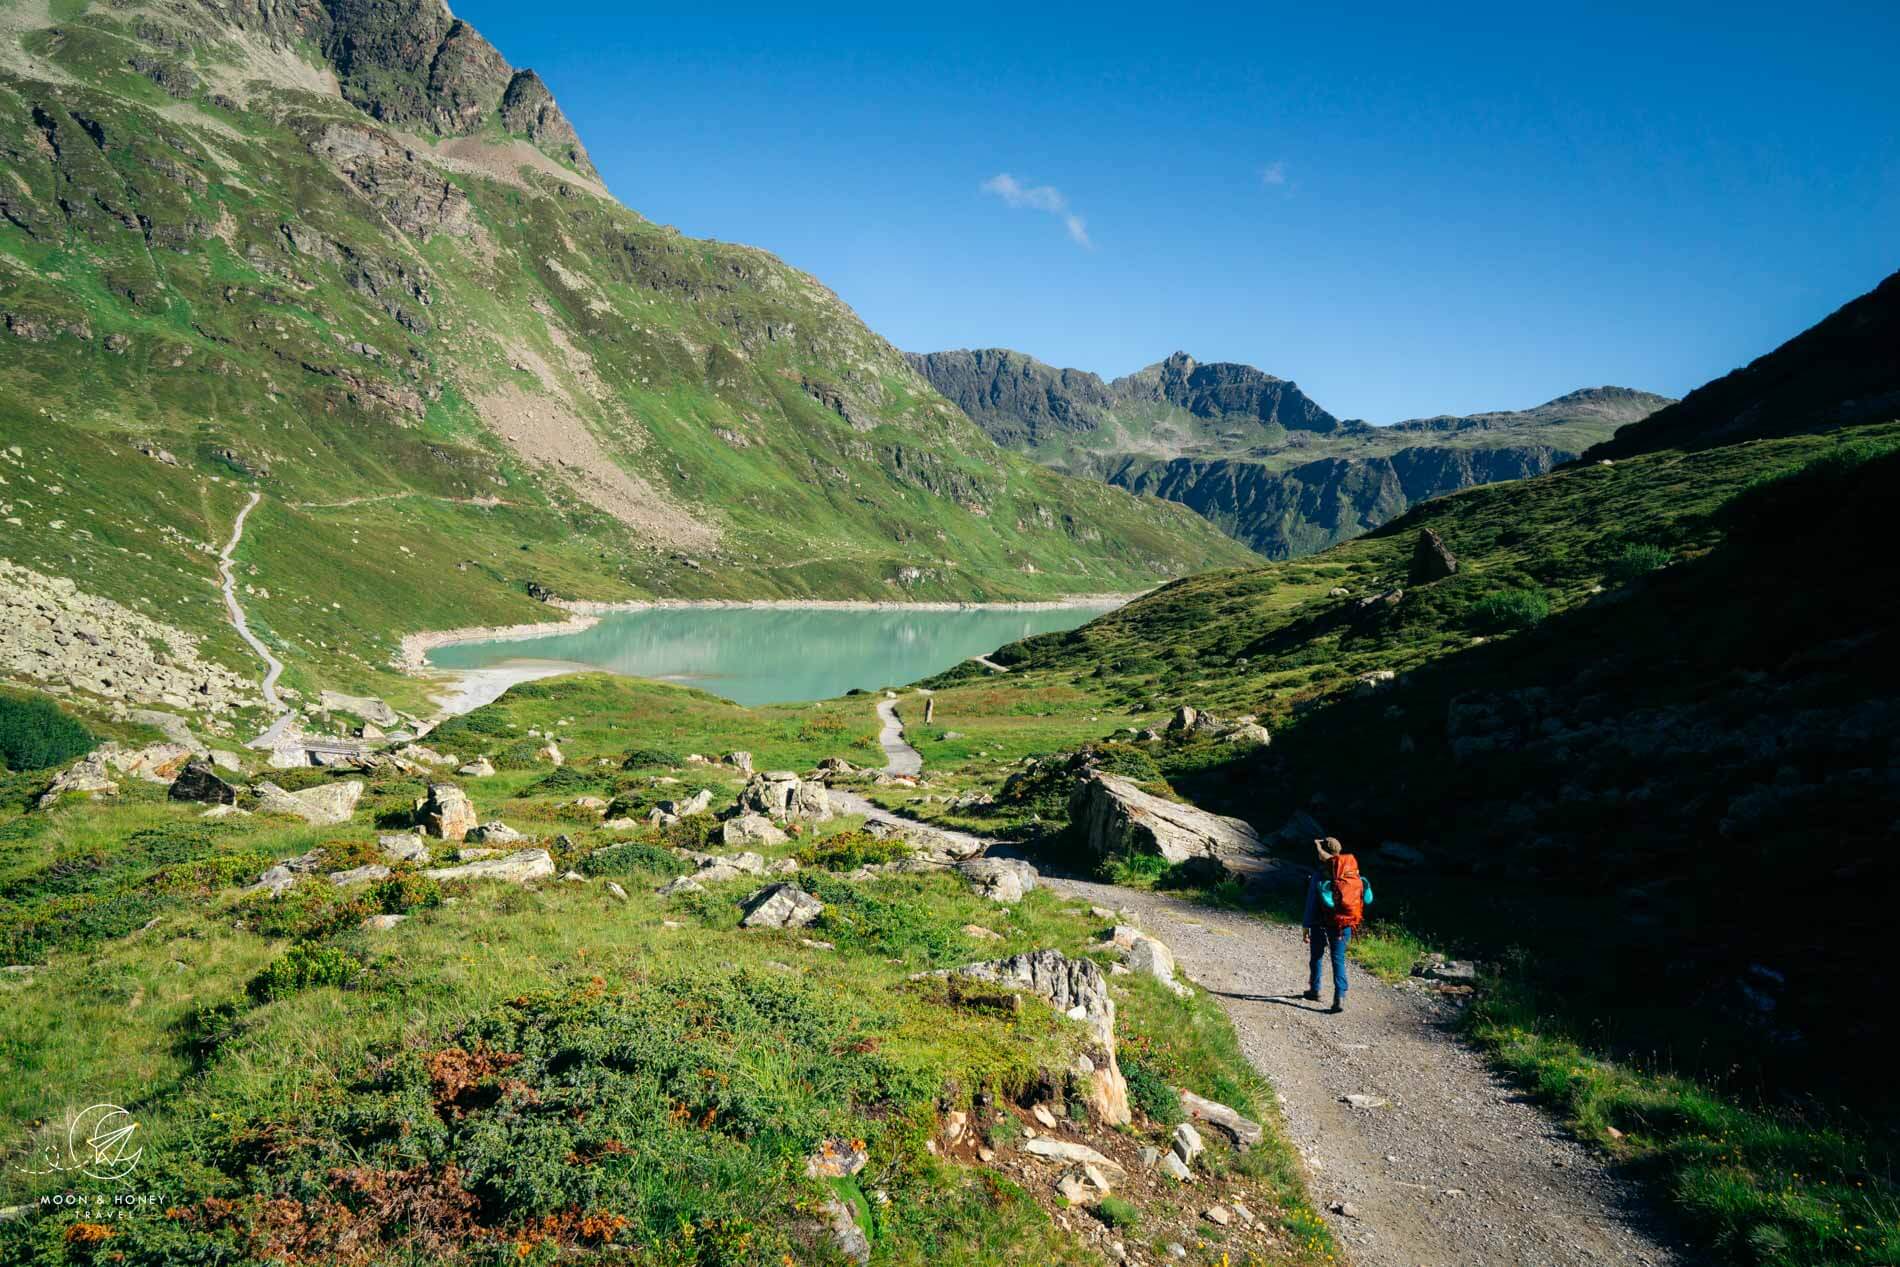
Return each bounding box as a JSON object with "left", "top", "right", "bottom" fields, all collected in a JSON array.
[
  {"left": 981, "top": 173, "right": 1093, "bottom": 248},
  {"left": 1260, "top": 160, "right": 1288, "bottom": 187}
]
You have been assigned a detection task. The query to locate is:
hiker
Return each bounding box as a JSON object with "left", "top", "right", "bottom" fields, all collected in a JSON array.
[{"left": 1303, "top": 836, "right": 1368, "bottom": 1013}]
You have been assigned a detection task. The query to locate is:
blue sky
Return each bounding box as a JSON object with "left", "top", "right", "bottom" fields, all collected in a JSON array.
[{"left": 456, "top": 1, "right": 1898, "bottom": 422}]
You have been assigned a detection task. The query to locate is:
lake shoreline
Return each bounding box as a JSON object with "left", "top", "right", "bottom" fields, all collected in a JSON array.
[{"left": 398, "top": 593, "right": 1138, "bottom": 717}]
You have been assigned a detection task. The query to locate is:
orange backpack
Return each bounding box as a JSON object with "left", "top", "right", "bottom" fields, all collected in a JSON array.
[{"left": 1319, "top": 854, "right": 1366, "bottom": 929}]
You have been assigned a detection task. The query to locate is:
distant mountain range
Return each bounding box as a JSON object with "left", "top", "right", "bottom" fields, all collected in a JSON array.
[{"left": 909, "top": 349, "right": 1673, "bottom": 557}]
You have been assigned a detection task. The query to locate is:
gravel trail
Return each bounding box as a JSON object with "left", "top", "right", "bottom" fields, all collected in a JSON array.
[{"left": 1042, "top": 877, "right": 1684, "bottom": 1267}]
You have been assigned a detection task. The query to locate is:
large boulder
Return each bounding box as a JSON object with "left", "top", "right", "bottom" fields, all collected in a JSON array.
[
  {"left": 739, "top": 883, "right": 823, "bottom": 929},
  {"left": 318, "top": 691, "right": 399, "bottom": 726},
  {"left": 1409, "top": 527, "right": 1459, "bottom": 584},
  {"left": 1068, "top": 773, "right": 1267, "bottom": 882},
  {"left": 945, "top": 949, "right": 1130, "bottom": 1126},
  {"left": 253, "top": 779, "right": 364, "bottom": 825},
  {"left": 424, "top": 848, "right": 555, "bottom": 884},
  {"left": 956, "top": 856, "right": 1039, "bottom": 904},
  {"left": 739, "top": 771, "right": 833, "bottom": 821},
  {"left": 721, "top": 813, "right": 788, "bottom": 847},
  {"left": 418, "top": 783, "right": 478, "bottom": 841},
  {"left": 168, "top": 759, "right": 236, "bottom": 805}
]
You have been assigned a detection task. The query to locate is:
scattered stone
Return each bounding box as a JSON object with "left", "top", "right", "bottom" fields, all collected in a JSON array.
[
  {"left": 537, "top": 742, "right": 563, "bottom": 766},
  {"left": 168, "top": 759, "right": 236, "bottom": 805},
  {"left": 1021, "top": 1137, "right": 1125, "bottom": 1176},
  {"left": 739, "top": 883, "right": 823, "bottom": 929},
  {"left": 656, "top": 875, "right": 703, "bottom": 897},
  {"left": 1104, "top": 925, "right": 1190, "bottom": 996},
  {"left": 1160, "top": 1151, "right": 1192, "bottom": 1182},
  {"left": 329, "top": 864, "right": 390, "bottom": 887},
  {"left": 962, "top": 924, "right": 1004, "bottom": 941},
  {"left": 1329, "top": 1200, "right": 1361, "bottom": 1218},
  {"left": 418, "top": 783, "right": 478, "bottom": 841},
  {"left": 37, "top": 752, "right": 120, "bottom": 807},
  {"left": 423, "top": 848, "right": 555, "bottom": 884},
  {"left": 457, "top": 757, "right": 496, "bottom": 778},
  {"left": 362, "top": 913, "right": 407, "bottom": 931},
  {"left": 806, "top": 1139, "right": 870, "bottom": 1179},
  {"left": 318, "top": 691, "right": 398, "bottom": 725},
  {"left": 466, "top": 820, "right": 526, "bottom": 845},
  {"left": 722, "top": 750, "right": 753, "bottom": 773},
  {"left": 1342, "top": 1094, "right": 1390, "bottom": 1110},
  {"left": 1171, "top": 1122, "right": 1204, "bottom": 1167},
  {"left": 739, "top": 770, "right": 832, "bottom": 821},
  {"left": 1203, "top": 1204, "right": 1232, "bottom": 1226},
  {"left": 1032, "top": 1104, "right": 1058, "bottom": 1129},
  {"left": 200, "top": 804, "right": 249, "bottom": 819},
  {"left": 1179, "top": 1090, "right": 1264, "bottom": 1150},
  {"left": 1419, "top": 960, "right": 1479, "bottom": 983}
]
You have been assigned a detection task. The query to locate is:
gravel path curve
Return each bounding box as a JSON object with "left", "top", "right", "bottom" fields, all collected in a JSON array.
[
  {"left": 874, "top": 696, "right": 922, "bottom": 775},
  {"left": 1042, "top": 877, "right": 1684, "bottom": 1267}
]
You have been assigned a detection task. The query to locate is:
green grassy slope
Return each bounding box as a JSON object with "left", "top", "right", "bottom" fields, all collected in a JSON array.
[
  {"left": 0, "top": 1, "right": 1253, "bottom": 725},
  {"left": 0, "top": 675, "right": 1331, "bottom": 1266}
]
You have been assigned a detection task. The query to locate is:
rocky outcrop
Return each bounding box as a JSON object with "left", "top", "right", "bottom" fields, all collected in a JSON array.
[
  {"left": 1103, "top": 926, "right": 1189, "bottom": 997},
  {"left": 418, "top": 783, "right": 478, "bottom": 841},
  {"left": 498, "top": 71, "right": 594, "bottom": 174},
  {"left": 738, "top": 771, "right": 832, "bottom": 821},
  {"left": 424, "top": 848, "right": 555, "bottom": 884},
  {"left": 1410, "top": 528, "right": 1458, "bottom": 584},
  {"left": 314, "top": 124, "right": 474, "bottom": 241},
  {"left": 1069, "top": 773, "right": 1272, "bottom": 884},
  {"left": 945, "top": 949, "right": 1131, "bottom": 1125},
  {"left": 739, "top": 883, "right": 823, "bottom": 929}
]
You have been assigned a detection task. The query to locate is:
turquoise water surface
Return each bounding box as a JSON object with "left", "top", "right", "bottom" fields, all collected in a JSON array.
[{"left": 426, "top": 604, "right": 1118, "bottom": 706}]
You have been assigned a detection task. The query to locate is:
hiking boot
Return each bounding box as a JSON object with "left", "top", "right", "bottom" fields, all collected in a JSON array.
[
  {"left": 1300, "top": 989, "right": 1320, "bottom": 1002},
  {"left": 1328, "top": 995, "right": 1345, "bottom": 1014}
]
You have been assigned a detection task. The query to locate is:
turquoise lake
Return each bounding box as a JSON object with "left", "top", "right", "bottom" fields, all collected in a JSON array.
[{"left": 426, "top": 604, "right": 1120, "bottom": 707}]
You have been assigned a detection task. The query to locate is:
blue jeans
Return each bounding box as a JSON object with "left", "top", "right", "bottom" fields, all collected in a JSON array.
[{"left": 1308, "top": 925, "right": 1351, "bottom": 998}]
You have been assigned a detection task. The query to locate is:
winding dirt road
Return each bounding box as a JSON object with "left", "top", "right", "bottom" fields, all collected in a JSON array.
[{"left": 217, "top": 491, "right": 294, "bottom": 748}]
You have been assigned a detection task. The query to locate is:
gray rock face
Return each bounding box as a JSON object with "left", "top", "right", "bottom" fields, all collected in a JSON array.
[
  {"left": 419, "top": 783, "right": 478, "bottom": 841},
  {"left": 253, "top": 780, "right": 364, "bottom": 825},
  {"left": 720, "top": 813, "right": 788, "bottom": 847},
  {"left": 424, "top": 848, "right": 555, "bottom": 884},
  {"left": 739, "top": 883, "right": 823, "bottom": 929},
  {"left": 1069, "top": 773, "right": 1270, "bottom": 884},
  {"left": 1410, "top": 527, "right": 1459, "bottom": 584},
  {"left": 466, "top": 820, "right": 525, "bottom": 844},
  {"left": 329, "top": 863, "right": 390, "bottom": 886},
  {"left": 956, "top": 856, "right": 1039, "bottom": 904},
  {"left": 168, "top": 759, "right": 235, "bottom": 805},
  {"left": 378, "top": 833, "right": 430, "bottom": 863}
]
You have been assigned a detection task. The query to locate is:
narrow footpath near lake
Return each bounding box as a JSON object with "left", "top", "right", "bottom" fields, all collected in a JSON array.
[
  {"left": 217, "top": 491, "right": 295, "bottom": 749},
  {"left": 863, "top": 695, "right": 1683, "bottom": 1267}
]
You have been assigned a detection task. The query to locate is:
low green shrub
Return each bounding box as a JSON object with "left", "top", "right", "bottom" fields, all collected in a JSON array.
[
  {"left": 795, "top": 831, "right": 912, "bottom": 871},
  {"left": 491, "top": 740, "right": 546, "bottom": 770},
  {"left": 521, "top": 766, "right": 606, "bottom": 796},
  {"left": 1606, "top": 542, "right": 1671, "bottom": 584},
  {"left": 581, "top": 840, "right": 692, "bottom": 880},
  {"left": 250, "top": 944, "right": 363, "bottom": 999},
  {"left": 619, "top": 746, "right": 681, "bottom": 770},
  {"left": 372, "top": 870, "right": 442, "bottom": 914},
  {"left": 0, "top": 690, "right": 93, "bottom": 772},
  {"left": 1122, "top": 1052, "right": 1186, "bottom": 1126},
  {"left": 1467, "top": 587, "right": 1550, "bottom": 633},
  {"left": 1094, "top": 1195, "right": 1141, "bottom": 1229}
]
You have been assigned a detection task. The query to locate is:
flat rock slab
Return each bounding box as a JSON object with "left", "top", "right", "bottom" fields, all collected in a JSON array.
[{"left": 424, "top": 848, "right": 555, "bottom": 884}]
